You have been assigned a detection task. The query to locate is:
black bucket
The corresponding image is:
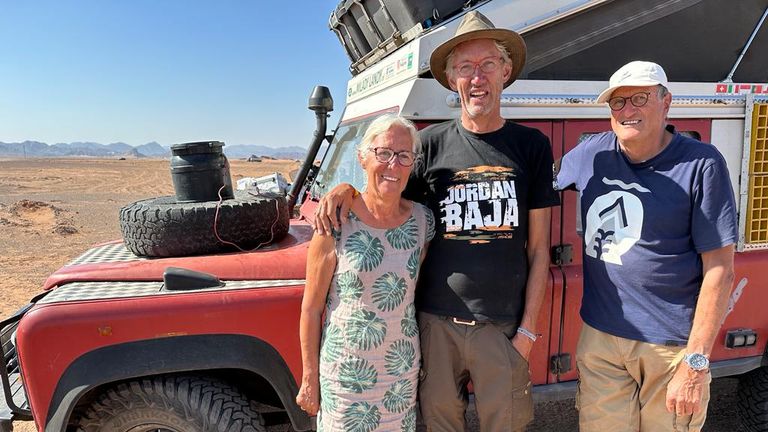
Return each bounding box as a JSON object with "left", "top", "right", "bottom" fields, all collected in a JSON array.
[{"left": 170, "top": 141, "right": 234, "bottom": 203}]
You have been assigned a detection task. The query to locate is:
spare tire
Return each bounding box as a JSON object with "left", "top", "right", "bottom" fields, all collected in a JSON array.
[{"left": 119, "top": 191, "right": 289, "bottom": 257}]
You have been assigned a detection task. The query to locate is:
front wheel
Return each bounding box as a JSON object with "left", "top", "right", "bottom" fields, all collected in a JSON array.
[
  {"left": 77, "top": 375, "right": 266, "bottom": 432},
  {"left": 738, "top": 365, "right": 768, "bottom": 432}
]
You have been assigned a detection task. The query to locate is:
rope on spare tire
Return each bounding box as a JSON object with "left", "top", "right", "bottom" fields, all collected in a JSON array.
[{"left": 213, "top": 185, "right": 281, "bottom": 252}]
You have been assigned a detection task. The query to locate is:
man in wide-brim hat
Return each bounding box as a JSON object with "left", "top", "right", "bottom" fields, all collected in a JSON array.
[
  {"left": 408, "top": 11, "right": 558, "bottom": 432},
  {"left": 430, "top": 10, "right": 526, "bottom": 91},
  {"left": 313, "top": 10, "right": 559, "bottom": 431},
  {"left": 428, "top": 10, "right": 527, "bottom": 133}
]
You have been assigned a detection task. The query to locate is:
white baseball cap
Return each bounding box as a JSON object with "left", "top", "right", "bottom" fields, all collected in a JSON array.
[{"left": 596, "top": 61, "right": 669, "bottom": 103}]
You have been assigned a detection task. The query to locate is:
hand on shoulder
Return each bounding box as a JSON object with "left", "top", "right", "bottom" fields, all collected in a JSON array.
[{"left": 313, "top": 183, "right": 356, "bottom": 235}]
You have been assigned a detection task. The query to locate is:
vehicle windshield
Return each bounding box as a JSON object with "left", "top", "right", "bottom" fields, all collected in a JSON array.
[{"left": 309, "top": 116, "right": 378, "bottom": 199}]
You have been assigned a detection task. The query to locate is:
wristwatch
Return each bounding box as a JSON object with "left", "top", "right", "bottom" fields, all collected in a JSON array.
[{"left": 683, "top": 352, "right": 710, "bottom": 371}]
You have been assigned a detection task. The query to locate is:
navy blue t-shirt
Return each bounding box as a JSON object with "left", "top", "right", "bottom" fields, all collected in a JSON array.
[{"left": 556, "top": 126, "right": 737, "bottom": 344}]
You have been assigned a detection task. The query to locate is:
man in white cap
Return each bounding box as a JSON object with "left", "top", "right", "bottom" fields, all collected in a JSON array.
[
  {"left": 315, "top": 10, "right": 559, "bottom": 431},
  {"left": 556, "top": 61, "right": 737, "bottom": 431}
]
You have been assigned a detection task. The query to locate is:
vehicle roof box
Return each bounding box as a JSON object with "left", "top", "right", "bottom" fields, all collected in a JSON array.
[{"left": 329, "top": 0, "right": 467, "bottom": 74}]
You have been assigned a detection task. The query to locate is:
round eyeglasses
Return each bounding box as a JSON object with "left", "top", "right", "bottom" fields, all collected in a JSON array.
[
  {"left": 369, "top": 147, "right": 416, "bottom": 167},
  {"left": 608, "top": 91, "right": 651, "bottom": 111},
  {"left": 454, "top": 57, "right": 504, "bottom": 78}
]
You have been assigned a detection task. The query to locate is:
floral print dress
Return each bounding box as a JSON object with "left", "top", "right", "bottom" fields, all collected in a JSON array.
[{"left": 317, "top": 203, "right": 435, "bottom": 432}]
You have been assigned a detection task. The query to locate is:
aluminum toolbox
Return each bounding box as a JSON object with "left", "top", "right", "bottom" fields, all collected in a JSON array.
[{"left": 330, "top": 0, "right": 467, "bottom": 74}]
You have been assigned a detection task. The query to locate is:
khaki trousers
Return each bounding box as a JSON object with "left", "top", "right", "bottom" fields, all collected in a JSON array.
[
  {"left": 576, "top": 323, "right": 711, "bottom": 432},
  {"left": 418, "top": 312, "right": 533, "bottom": 432}
]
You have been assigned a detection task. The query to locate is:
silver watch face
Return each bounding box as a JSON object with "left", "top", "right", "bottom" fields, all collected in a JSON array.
[{"left": 685, "top": 353, "right": 710, "bottom": 371}]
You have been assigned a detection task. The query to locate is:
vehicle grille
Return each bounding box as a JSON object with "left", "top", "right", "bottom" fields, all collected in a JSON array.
[{"left": 1, "top": 314, "right": 32, "bottom": 418}]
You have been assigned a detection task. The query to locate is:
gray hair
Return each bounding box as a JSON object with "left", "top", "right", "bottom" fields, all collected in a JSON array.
[
  {"left": 657, "top": 84, "right": 669, "bottom": 97},
  {"left": 445, "top": 40, "right": 512, "bottom": 79},
  {"left": 357, "top": 114, "right": 420, "bottom": 157}
]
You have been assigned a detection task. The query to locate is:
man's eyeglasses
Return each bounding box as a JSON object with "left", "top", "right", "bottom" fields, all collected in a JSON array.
[
  {"left": 608, "top": 91, "right": 651, "bottom": 111},
  {"left": 369, "top": 147, "right": 417, "bottom": 167},
  {"left": 453, "top": 57, "right": 504, "bottom": 78}
]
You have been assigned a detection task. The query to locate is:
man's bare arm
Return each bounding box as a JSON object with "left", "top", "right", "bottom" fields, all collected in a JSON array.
[
  {"left": 511, "top": 207, "right": 551, "bottom": 360},
  {"left": 666, "top": 244, "right": 735, "bottom": 416}
]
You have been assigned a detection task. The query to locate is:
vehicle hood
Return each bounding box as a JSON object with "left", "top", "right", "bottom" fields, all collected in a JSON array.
[{"left": 42, "top": 220, "right": 313, "bottom": 290}]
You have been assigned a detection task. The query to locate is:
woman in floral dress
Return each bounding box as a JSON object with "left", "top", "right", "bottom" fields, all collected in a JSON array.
[{"left": 296, "top": 114, "right": 434, "bottom": 432}]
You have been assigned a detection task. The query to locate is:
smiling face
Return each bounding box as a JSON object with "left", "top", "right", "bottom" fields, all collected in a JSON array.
[
  {"left": 609, "top": 85, "right": 671, "bottom": 147},
  {"left": 447, "top": 38, "right": 511, "bottom": 124},
  {"left": 359, "top": 124, "right": 414, "bottom": 200}
]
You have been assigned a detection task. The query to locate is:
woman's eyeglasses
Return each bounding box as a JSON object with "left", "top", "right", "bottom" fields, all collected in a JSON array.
[{"left": 369, "top": 147, "right": 417, "bottom": 167}]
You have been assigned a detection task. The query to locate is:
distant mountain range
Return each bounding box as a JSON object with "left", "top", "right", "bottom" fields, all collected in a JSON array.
[{"left": 0, "top": 140, "right": 307, "bottom": 160}]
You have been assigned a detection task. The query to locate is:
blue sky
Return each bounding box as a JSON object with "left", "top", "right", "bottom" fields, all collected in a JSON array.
[{"left": 0, "top": 1, "right": 350, "bottom": 148}]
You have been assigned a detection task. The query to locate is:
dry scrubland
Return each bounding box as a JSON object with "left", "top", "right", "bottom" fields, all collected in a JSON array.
[{"left": 0, "top": 158, "right": 745, "bottom": 431}]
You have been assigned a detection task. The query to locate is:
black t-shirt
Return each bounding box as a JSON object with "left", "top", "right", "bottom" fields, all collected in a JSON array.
[{"left": 403, "top": 119, "right": 559, "bottom": 322}]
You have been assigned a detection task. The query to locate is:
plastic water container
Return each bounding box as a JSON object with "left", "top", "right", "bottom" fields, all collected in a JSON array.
[{"left": 170, "top": 141, "right": 234, "bottom": 203}]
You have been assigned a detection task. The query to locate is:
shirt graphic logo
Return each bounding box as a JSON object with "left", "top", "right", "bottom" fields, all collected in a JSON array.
[
  {"left": 584, "top": 178, "right": 646, "bottom": 264},
  {"left": 439, "top": 166, "right": 519, "bottom": 243}
]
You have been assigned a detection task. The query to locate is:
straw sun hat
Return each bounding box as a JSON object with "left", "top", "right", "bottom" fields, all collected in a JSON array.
[{"left": 430, "top": 11, "right": 527, "bottom": 90}]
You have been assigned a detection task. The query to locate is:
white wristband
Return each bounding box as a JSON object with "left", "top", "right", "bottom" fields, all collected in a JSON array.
[{"left": 517, "top": 327, "right": 539, "bottom": 342}]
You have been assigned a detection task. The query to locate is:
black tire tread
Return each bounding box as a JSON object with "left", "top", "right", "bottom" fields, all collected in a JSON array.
[
  {"left": 738, "top": 366, "right": 768, "bottom": 432},
  {"left": 78, "top": 375, "right": 267, "bottom": 432},
  {"left": 119, "top": 191, "right": 289, "bottom": 257}
]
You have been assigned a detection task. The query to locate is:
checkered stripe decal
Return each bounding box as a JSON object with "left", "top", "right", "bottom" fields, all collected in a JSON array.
[
  {"left": 66, "top": 243, "right": 145, "bottom": 266},
  {"left": 38, "top": 279, "right": 305, "bottom": 304}
]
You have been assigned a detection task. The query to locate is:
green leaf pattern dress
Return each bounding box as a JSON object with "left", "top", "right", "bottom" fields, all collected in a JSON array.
[{"left": 318, "top": 203, "right": 435, "bottom": 432}]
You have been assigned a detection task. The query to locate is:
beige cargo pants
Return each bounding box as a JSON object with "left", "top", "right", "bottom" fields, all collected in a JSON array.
[
  {"left": 576, "top": 323, "right": 711, "bottom": 432},
  {"left": 418, "top": 312, "right": 533, "bottom": 432}
]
